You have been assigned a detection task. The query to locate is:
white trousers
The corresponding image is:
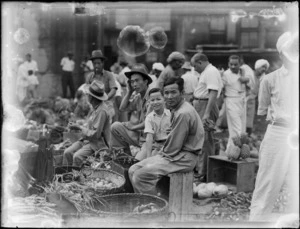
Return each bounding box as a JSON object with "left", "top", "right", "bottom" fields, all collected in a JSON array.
[
  {"left": 249, "top": 124, "right": 299, "bottom": 221},
  {"left": 225, "top": 97, "right": 246, "bottom": 148}
]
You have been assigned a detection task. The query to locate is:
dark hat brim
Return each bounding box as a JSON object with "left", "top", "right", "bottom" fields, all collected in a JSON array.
[
  {"left": 86, "top": 89, "right": 108, "bottom": 101},
  {"left": 90, "top": 56, "right": 107, "bottom": 61},
  {"left": 125, "top": 71, "right": 153, "bottom": 84}
]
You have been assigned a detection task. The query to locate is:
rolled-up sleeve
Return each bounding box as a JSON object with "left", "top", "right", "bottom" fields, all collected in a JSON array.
[
  {"left": 163, "top": 113, "right": 189, "bottom": 157},
  {"left": 257, "top": 76, "right": 271, "bottom": 116},
  {"left": 108, "top": 73, "right": 118, "bottom": 90},
  {"left": 144, "top": 115, "right": 154, "bottom": 134},
  {"left": 206, "top": 69, "right": 221, "bottom": 91}
]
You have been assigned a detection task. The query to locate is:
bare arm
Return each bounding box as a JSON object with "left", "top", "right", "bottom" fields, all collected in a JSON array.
[
  {"left": 145, "top": 133, "right": 154, "bottom": 158},
  {"left": 203, "top": 90, "right": 218, "bottom": 121}
]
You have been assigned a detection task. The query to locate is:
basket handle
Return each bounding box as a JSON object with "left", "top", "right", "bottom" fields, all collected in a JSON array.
[{"left": 168, "top": 211, "right": 177, "bottom": 222}]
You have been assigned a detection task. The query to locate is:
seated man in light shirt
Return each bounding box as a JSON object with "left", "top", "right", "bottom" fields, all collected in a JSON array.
[
  {"left": 222, "top": 55, "right": 250, "bottom": 150},
  {"left": 135, "top": 87, "right": 171, "bottom": 161},
  {"left": 191, "top": 53, "right": 223, "bottom": 181}
]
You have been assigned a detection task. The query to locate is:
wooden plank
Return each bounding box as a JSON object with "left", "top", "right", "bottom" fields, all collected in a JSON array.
[
  {"left": 181, "top": 172, "right": 193, "bottom": 221},
  {"left": 209, "top": 155, "right": 257, "bottom": 164}
]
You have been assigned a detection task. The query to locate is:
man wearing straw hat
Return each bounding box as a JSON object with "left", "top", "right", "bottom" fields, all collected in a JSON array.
[
  {"left": 62, "top": 80, "right": 111, "bottom": 167},
  {"left": 87, "top": 50, "right": 118, "bottom": 122},
  {"left": 249, "top": 32, "right": 299, "bottom": 222},
  {"left": 110, "top": 63, "right": 152, "bottom": 156}
]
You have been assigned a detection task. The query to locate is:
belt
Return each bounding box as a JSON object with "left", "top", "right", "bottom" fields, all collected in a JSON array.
[
  {"left": 193, "top": 97, "right": 208, "bottom": 101},
  {"left": 269, "top": 120, "right": 291, "bottom": 128}
]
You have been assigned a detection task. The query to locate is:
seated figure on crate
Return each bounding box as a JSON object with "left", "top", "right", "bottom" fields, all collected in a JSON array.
[
  {"left": 129, "top": 77, "right": 205, "bottom": 195},
  {"left": 110, "top": 64, "right": 153, "bottom": 157},
  {"left": 62, "top": 80, "right": 111, "bottom": 167},
  {"left": 135, "top": 87, "right": 171, "bottom": 161}
]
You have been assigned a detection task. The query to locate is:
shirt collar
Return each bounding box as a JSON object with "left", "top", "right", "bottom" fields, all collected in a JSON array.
[
  {"left": 279, "top": 65, "right": 289, "bottom": 76},
  {"left": 153, "top": 108, "right": 170, "bottom": 117}
]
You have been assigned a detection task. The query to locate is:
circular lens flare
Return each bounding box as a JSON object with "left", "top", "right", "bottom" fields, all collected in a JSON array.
[
  {"left": 14, "top": 28, "right": 30, "bottom": 45},
  {"left": 148, "top": 26, "right": 168, "bottom": 49},
  {"left": 117, "top": 25, "right": 150, "bottom": 57}
]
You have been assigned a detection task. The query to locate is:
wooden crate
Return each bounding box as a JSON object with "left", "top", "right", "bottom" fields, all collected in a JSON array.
[
  {"left": 208, "top": 155, "right": 258, "bottom": 192},
  {"left": 168, "top": 171, "right": 194, "bottom": 222}
]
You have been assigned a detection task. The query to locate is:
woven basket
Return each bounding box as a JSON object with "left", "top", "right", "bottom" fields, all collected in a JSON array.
[
  {"left": 80, "top": 168, "right": 125, "bottom": 195},
  {"left": 91, "top": 193, "right": 169, "bottom": 222}
]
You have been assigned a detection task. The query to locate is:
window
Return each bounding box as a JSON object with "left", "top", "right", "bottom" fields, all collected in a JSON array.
[
  {"left": 210, "top": 16, "right": 226, "bottom": 44},
  {"left": 240, "top": 17, "right": 259, "bottom": 48}
]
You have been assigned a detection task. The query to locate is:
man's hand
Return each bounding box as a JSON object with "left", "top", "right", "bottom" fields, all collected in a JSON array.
[
  {"left": 123, "top": 122, "right": 135, "bottom": 131},
  {"left": 127, "top": 79, "right": 134, "bottom": 93}
]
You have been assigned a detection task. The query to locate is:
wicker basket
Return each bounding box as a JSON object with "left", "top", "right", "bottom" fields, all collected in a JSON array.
[
  {"left": 90, "top": 193, "right": 169, "bottom": 222},
  {"left": 80, "top": 168, "right": 125, "bottom": 195}
]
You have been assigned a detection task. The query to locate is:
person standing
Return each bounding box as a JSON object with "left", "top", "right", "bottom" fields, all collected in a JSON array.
[
  {"left": 62, "top": 80, "right": 111, "bottom": 167},
  {"left": 110, "top": 64, "right": 152, "bottom": 156},
  {"left": 128, "top": 77, "right": 205, "bottom": 195},
  {"left": 249, "top": 32, "right": 299, "bottom": 222},
  {"left": 87, "top": 50, "right": 118, "bottom": 122},
  {"left": 246, "top": 59, "right": 270, "bottom": 136},
  {"left": 156, "top": 51, "right": 185, "bottom": 89},
  {"left": 181, "top": 61, "right": 199, "bottom": 103},
  {"left": 222, "top": 55, "right": 249, "bottom": 150},
  {"left": 191, "top": 53, "right": 223, "bottom": 181},
  {"left": 80, "top": 54, "right": 94, "bottom": 83},
  {"left": 60, "top": 51, "right": 76, "bottom": 98},
  {"left": 22, "top": 53, "right": 39, "bottom": 99},
  {"left": 148, "top": 62, "right": 165, "bottom": 89}
]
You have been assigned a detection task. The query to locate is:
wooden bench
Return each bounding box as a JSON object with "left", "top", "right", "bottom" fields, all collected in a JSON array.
[
  {"left": 167, "top": 171, "right": 194, "bottom": 222},
  {"left": 208, "top": 155, "right": 258, "bottom": 192}
]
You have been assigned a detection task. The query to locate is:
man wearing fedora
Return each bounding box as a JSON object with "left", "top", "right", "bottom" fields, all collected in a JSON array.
[
  {"left": 60, "top": 51, "right": 76, "bottom": 98},
  {"left": 62, "top": 80, "right": 111, "bottom": 167},
  {"left": 87, "top": 50, "right": 118, "bottom": 122},
  {"left": 110, "top": 63, "right": 153, "bottom": 156}
]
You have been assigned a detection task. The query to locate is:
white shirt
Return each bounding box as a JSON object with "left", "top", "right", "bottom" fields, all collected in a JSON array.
[
  {"left": 61, "top": 57, "right": 75, "bottom": 72},
  {"left": 258, "top": 66, "right": 296, "bottom": 123},
  {"left": 194, "top": 64, "right": 223, "bottom": 99},
  {"left": 23, "top": 60, "right": 38, "bottom": 73},
  {"left": 83, "top": 60, "right": 94, "bottom": 72},
  {"left": 181, "top": 70, "right": 199, "bottom": 94},
  {"left": 222, "top": 69, "right": 248, "bottom": 98}
]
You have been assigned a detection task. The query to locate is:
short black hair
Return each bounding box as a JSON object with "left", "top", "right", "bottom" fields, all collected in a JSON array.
[
  {"left": 163, "top": 77, "right": 184, "bottom": 93},
  {"left": 228, "top": 55, "right": 241, "bottom": 63},
  {"left": 148, "top": 87, "right": 163, "bottom": 97}
]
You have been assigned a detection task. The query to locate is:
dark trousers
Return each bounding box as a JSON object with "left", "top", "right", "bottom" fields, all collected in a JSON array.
[
  {"left": 193, "top": 100, "right": 219, "bottom": 176},
  {"left": 61, "top": 71, "right": 75, "bottom": 98}
]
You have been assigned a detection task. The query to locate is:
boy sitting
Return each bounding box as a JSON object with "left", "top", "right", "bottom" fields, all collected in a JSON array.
[{"left": 135, "top": 88, "right": 171, "bottom": 161}]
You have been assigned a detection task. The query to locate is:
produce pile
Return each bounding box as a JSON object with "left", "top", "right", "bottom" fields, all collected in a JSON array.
[
  {"left": 206, "top": 191, "right": 252, "bottom": 221},
  {"left": 84, "top": 177, "right": 117, "bottom": 190},
  {"left": 40, "top": 173, "right": 110, "bottom": 214},
  {"left": 193, "top": 182, "right": 229, "bottom": 199},
  {"left": 84, "top": 156, "right": 112, "bottom": 170},
  {"left": 224, "top": 133, "right": 261, "bottom": 160},
  {"left": 132, "top": 203, "right": 160, "bottom": 214}
]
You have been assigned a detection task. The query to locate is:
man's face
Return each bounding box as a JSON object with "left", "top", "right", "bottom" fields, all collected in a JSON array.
[
  {"left": 153, "top": 69, "right": 162, "bottom": 78},
  {"left": 130, "top": 74, "right": 148, "bottom": 94},
  {"left": 93, "top": 59, "right": 104, "bottom": 73},
  {"left": 26, "top": 55, "right": 31, "bottom": 62},
  {"left": 256, "top": 65, "right": 268, "bottom": 76},
  {"left": 228, "top": 58, "right": 240, "bottom": 74},
  {"left": 280, "top": 52, "right": 296, "bottom": 71},
  {"left": 192, "top": 60, "right": 203, "bottom": 74},
  {"left": 68, "top": 54, "right": 73, "bottom": 60},
  {"left": 163, "top": 83, "right": 183, "bottom": 110},
  {"left": 170, "top": 59, "right": 184, "bottom": 70},
  {"left": 149, "top": 91, "right": 164, "bottom": 112}
]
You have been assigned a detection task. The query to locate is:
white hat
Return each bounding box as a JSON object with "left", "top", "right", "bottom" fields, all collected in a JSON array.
[
  {"left": 254, "top": 59, "right": 270, "bottom": 70},
  {"left": 276, "top": 32, "right": 292, "bottom": 53},
  {"left": 152, "top": 62, "right": 165, "bottom": 71},
  {"left": 167, "top": 51, "right": 186, "bottom": 63}
]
